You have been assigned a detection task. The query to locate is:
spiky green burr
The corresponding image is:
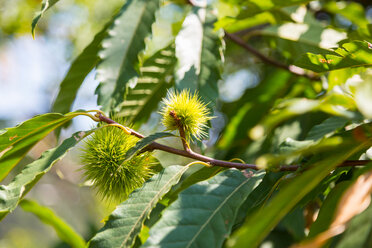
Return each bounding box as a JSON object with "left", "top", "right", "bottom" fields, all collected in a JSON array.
[
  {"left": 80, "top": 122, "right": 153, "bottom": 202},
  {"left": 160, "top": 90, "right": 212, "bottom": 141}
]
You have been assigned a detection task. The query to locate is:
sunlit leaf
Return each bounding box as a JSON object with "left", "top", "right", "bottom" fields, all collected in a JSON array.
[
  {"left": 0, "top": 111, "right": 89, "bottom": 181},
  {"left": 176, "top": 7, "right": 224, "bottom": 107},
  {"left": 259, "top": 24, "right": 345, "bottom": 61},
  {"left": 328, "top": 68, "right": 364, "bottom": 91},
  {"left": 295, "top": 41, "right": 372, "bottom": 72},
  {"left": 95, "top": 0, "right": 160, "bottom": 111},
  {"left": 118, "top": 43, "right": 177, "bottom": 123}
]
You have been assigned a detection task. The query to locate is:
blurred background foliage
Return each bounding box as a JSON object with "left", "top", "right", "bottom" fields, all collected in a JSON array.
[
  {"left": 0, "top": 0, "right": 371, "bottom": 247},
  {"left": 0, "top": 1, "right": 124, "bottom": 247}
]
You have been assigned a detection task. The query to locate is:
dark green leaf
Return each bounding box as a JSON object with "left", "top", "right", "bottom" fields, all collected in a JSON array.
[
  {"left": 89, "top": 165, "right": 189, "bottom": 248},
  {"left": 336, "top": 200, "right": 372, "bottom": 248},
  {"left": 306, "top": 116, "right": 348, "bottom": 141},
  {"left": 233, "top": 172, "right": 286, "bottom": 231},
  {"left": 143, "top": 169, "right": 265, "bottom": 248},
  {"left": 20, "top": 199, "right": 86, "bottom": 248},
  {"left": 136, "top": 165, "right": 224, "bottom": 244},
  {"left": 165, "top": 164, "right": 224, "bottom": 203},
  {"left": 95, "top": 0, "right": 160, "bottom": 111},
  {"left": 307, "top": 181, "right": 351, "bottom": 238},
  {"left": 32, "top": 0, "right": 60, "bottom": 37},
  {"left": 226, "top": 140, "right": 371, "bottom": 248},
  {"left": 0, "top": 130, "right": 93, "bottom": 220},
  {"left": 124, "top": 132, "right": 175, "bottom": 161},
  {"left": 280, "top": 207, "right": 306, "bottom": 240}
]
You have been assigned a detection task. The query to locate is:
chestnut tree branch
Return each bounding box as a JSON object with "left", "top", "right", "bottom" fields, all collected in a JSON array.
[
  {"left": 97, "top": 113, "right": 370, "bottom": 171},
  {"left": 224, "top": 32, "right": 320, "bottom": 81}
]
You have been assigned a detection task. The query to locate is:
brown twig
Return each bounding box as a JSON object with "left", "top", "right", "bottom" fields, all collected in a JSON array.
[
  {"left": 232, "top": 24, "right": 270, "bottom": 36},
  {"left": 224, "top": 32, "right": 320, "bottom": 81},
  {"left": 97, "top": 114, "right": 370, "bottom": 171}
]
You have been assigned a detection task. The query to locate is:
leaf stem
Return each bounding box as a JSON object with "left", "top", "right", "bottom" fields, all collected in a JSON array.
[{"left": 96, "top": 113, "right": 370, "bottom": 171}]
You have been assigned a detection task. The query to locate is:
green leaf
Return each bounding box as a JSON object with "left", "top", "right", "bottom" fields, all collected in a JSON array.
[
  {"left": 260, "top": 93, "right": 357, "bottom": 133},
  {"left": 118, "top": 43, "right": 177, "bottom": 123},
  {"left": 166, "top": 165, "right": 224, "bottom": 203},
  {"left": 218, "top": 69, "right": 291, "bottom": 150},
  {"left": 336, "top": 199, "right": 372, "bottom": 247},
  {"left": 52, "top": 21, "right": 113, "bottom": 114},
  {"left": 294, "top": 41, "right": 372, "bottom": 72},
  {"left": 143, "top": 169, "right": 265, "bottom": 248},
  {"left": 236, "top": 0, "right": 312, "bottom": 19},
  {"left": 95, "top": 0, "right": 160, "bottom": 112},
  {"left": 305, "top": 116, "right": 348, "bottom": 141},
  {"left": 323, "top": 2, "right": 370, "bottom": 32},
  {"left": 124, "top": 132, "right": 176, "bottom": 161},
  {"left": 20, "top": 199, "right": 86, "bottom": 248},
  {"left": 226, "top": 140, "right": 371, "bottom": 248},
  {"left": 139, "top": 165, "right": 224, "bottom": 238},
  {"left": 217, "top": 9, "right": 293, "bottom": 33},
  {"left": 88, "top": 165, "right": 189, "bottom": 248},
  {"left": 307, "top": 181, "right": 351, "bottom": 238},
  {"left": 233, "top": 172, "right": 286, "bottom": 231},
  {"left": 0, "top": 111, "right": 87, "bottom": 181},
  {"left": 0, "top": 130, "right": 93, "bottom": 221},
  {"left": 31, "top": 0, "right": 60, "bottom": 38},
  {"left": 259, "top": 23, "right": 342, "bottom": 61},
  {"left": 176, "top": 8, "right": 224, "bottom": 107},
  {"left": 328, "top": 68, "right": 363, "bottom": 91},
  {"left": 355, "top": 76, "right": 372, "bottom": 119}
]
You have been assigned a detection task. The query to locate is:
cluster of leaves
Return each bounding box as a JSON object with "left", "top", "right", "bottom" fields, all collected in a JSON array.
[{"left": 1, "top": 0, "right": 372, "bottom": 247}]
